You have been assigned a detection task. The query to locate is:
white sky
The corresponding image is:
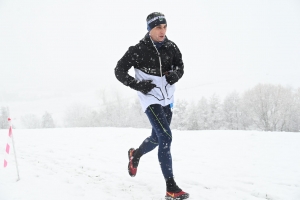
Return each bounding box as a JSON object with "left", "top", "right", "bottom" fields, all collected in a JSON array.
[{"left": 0, "top": 0, "right": 300, "bottom": 120}]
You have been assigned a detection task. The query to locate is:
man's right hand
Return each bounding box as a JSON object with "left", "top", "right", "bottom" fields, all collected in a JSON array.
[{"left": 130, "top": 80, "right": 156, "bottom": 94}]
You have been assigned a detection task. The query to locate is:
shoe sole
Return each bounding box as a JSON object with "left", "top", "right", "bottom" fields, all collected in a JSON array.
[
  {"left": 128, "top": 148, "right": 136, "bottom": 177},
  {"left": 165, "top": 193, "right": 189, "bottom": 200}
]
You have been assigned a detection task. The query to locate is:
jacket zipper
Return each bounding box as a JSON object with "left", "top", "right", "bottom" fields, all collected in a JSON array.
[{"left": 150, "top": 38, "right": 164, "bottom": 90}]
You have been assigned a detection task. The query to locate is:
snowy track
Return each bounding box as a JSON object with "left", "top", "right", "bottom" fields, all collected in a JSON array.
[{"left": 1, "top": 128, "right": 299, "bottom": 200}]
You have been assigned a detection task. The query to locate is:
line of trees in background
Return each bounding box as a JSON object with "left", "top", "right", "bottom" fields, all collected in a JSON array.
[
  {"left": 1, "top": 83, "right": 299, "bottom": 132},
  {"left": 172, "top": 84, "right": 300, "bottom": 132},
  {"left": 0, "top": 108, "right": 55, "bottom": 129},
  {"left": 20, "top": 112, "right": 55, "bottom": 129}
]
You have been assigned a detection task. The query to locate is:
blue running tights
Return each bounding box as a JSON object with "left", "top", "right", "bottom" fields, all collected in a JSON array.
[{"left": 138, "top": 104, "right": 174, "bottom": 180}]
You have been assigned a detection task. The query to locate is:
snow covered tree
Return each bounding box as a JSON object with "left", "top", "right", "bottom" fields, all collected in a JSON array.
[
  {"left": 286, "top": 88, "right": 300, "bottom": 132},
  {"left": 127, "top": 97, "right": 150, "bottom": 128},
  {"left": 186, "top": 101, "right": 200, "bottom": 130},
  {"left": 0, "top": 107, "right": 10, "bottom": 129},
  {"left": 41, "top": 112, "right": 55, "bottom": 128},
  {"left": 172, "top": 99, "right": 188, "bottom": 130},
  {"left": 243, "top": 84, "right": 270, "bottom": 130},
  {"left": 195, "top": 97, "right": 209, "bottom": 130},
  {"left": 64, "top": 104, "right": 96, "bottom": 127},
  {"left": 223, "top": 91, "right": 242, "bottom": 130},
  {"left": 294, "top": 88, "right": 300, "bottom": 131},
  {"left": 97, "top": 89, "right": 136, "bottom": 127},
  {"left": 21, "top": 114, "right": 41, "bottom": 129},
  {"left": 274, "top": 87, "right": 294, "bottom": 131},
  {"left": 238, "top": 100, "right": 253, "bottom": 130},
  {"left": 207, "top": 94, "right": 223, "bottom": 130},
  {"left": 99, "top": 90, "right": 131, "bottom": 127},
  {"left": 242, "top": 84, "right": 295, "bottom": 131},
  {"left": 114, "top": 90, "right": 133, "bottom": 127}
]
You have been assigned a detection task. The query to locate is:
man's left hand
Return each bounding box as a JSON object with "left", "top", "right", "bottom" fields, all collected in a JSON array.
[{"left": 166, "top": 71, "right": 180, "bottom": 85}]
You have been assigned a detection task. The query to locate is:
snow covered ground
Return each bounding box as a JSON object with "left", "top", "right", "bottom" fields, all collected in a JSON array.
[{"left": 0, "top": 128, "right": 299, "bottom": 200}]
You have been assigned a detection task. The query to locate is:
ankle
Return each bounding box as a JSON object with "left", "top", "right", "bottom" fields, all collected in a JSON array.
[
  {"left": 133, "top": 148, "right": 143, "bottom": 159},
  {"left": 132, "top": 148, "right": 142, "bottom": 167},
  {"left": 166, "top": 178, "right": 182, "bottom": 192}
]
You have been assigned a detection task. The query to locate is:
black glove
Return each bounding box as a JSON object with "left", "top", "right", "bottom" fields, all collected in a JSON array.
[
  {"left": 166, "top": 71, "right": 180, "bottom": 85},
  {"left": 129, "top": 80, "right": 156, "bottom": 94}
]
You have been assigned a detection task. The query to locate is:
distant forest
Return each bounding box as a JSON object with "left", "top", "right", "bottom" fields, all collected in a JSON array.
[{"left": 1, "top": 83, "right": 299, "bottom": 132}]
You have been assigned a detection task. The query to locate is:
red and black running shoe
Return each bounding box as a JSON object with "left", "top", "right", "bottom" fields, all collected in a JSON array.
[
  {"left": 165, "top": 190, "right": 189, "bottom": 200},
  {"left": 128, "top": 148, "right": 138, "bottom": 177}
]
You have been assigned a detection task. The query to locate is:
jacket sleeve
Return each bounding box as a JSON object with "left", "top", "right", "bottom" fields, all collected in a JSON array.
[
  {"left": 172, "top": 43, "right": 184, "bottom": 80},
  {"left": 115, "top": 46, "right": 138, "bottom": 87}
]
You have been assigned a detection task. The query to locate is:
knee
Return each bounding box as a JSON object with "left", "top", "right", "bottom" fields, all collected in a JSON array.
[
  {"left": 147, "top": 136, "right": 158, "bottom": 145},
  {"left": 161, "top": 136, "right": 172, "bottom": 148}
]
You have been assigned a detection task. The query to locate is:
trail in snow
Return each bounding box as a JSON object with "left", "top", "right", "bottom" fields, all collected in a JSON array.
[{"left": 0, "top": 128, "right": 299, "bottom": 200}]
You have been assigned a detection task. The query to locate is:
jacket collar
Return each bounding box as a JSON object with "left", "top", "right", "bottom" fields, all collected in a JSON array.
[{"left": 140, "top": 33, "right": 170, "bottom": 49}]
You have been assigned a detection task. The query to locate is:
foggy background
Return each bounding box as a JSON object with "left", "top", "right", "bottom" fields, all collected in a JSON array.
[{"left": 0, "top": 0, "right": 299, "bottom": 127}]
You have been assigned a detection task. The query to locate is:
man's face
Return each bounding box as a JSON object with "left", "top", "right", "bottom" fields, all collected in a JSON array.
[{"left": 149, "top": 24, "right": 167, "bottom": 42}]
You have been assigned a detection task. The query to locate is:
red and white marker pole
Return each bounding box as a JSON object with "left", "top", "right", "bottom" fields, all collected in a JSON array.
[{"left": 4, "top": 118, "right": 20, "bottom": 181}]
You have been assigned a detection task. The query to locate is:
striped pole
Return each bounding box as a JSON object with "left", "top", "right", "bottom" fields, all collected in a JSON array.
[
  {"left": 4, "top": 118, "right": 20, "bottom": 181},
  {"left": 3, "top": 119, "right": 12, "bottom": 168}
]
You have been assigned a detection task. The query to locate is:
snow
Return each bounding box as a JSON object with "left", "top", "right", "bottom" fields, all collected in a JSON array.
[{"left": 0, "top": 128, "right": 299, "bottom": 200}]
